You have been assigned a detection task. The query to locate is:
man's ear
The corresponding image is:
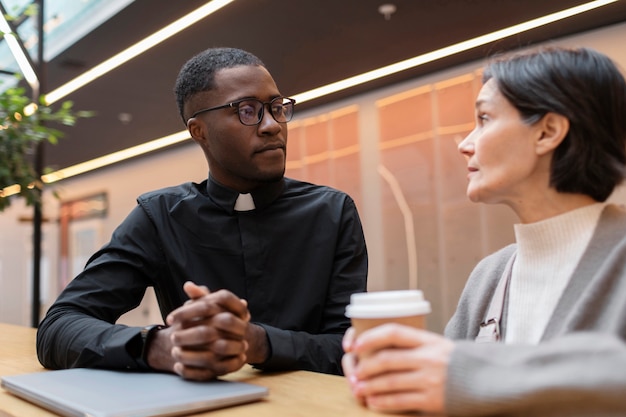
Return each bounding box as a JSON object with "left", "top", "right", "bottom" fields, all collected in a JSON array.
[
  {"left": 187, "top": 117, "right": 208, "bottom": 146},
  {"left": 535, "top": 112, "right": 569, "bottom": 156}
]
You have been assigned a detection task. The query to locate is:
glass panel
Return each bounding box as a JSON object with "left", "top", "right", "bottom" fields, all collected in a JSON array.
[{"left": 0, "top": 0, "right": 134, "bottom": 88}]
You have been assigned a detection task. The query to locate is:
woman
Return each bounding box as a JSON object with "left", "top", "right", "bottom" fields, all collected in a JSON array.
[{"left": 342, "top": 46, "right": 626, "bottom": 416}]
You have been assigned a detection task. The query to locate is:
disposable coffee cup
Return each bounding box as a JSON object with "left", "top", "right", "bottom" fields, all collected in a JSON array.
[{"left": 345, "top": 290, "right": 431, "bottom": 336}]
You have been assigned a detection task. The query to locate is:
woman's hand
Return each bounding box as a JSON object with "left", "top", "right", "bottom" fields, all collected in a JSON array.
[{"left": 343, "top": 323, "right": 454, "bottom": 414}]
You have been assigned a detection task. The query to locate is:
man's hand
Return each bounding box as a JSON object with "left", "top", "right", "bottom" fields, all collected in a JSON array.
[
  {"left": 145, "top": 282, "right": 251, "bottom": 380},
  {"left": 179, "top": 283, "right": 269, "bottom": 364}
]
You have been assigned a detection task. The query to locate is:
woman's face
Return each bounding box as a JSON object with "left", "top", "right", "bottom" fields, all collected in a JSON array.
[{"left": 458, "top": 79, "right": 545, "bottom": 206}]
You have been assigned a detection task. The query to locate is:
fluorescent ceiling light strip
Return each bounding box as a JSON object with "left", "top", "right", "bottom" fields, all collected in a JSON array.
[
  {"left": 0, "top": 184, "right": 20, "bottom": 198},
  {"left": 292, "top": 0, "right": 617, "bottom": 103},
  {"left": 44, "top": 0, "right": 235, "bottom": 104},
  {"left": 0, "top": 13, "right": 39, "bottom": 88},
  {"left": 29, "top": 0, "right": 614, "bottom": 186},
  {"left": 41, "top": 131, "right": 190, "bottom": 183}
]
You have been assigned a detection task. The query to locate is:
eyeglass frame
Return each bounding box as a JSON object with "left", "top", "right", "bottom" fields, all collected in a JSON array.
[{"left": 188, "top": 96, "right": 296, "bottom": 126}]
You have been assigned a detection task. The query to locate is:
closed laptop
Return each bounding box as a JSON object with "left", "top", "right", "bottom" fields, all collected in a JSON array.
[{"left": 1, "top": 368, "right": 268, "bottom": 417}]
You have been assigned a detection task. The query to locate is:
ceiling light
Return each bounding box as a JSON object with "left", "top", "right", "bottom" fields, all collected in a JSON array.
[
  {"left": 378, "top": 4, "right": 397, "bottom": 20},
  {"left": 291, "top": 0, "right": 617, "bottom": 104},
  {"left": 0, "top": 12, "right": 39, "bottom": 91},
  {"left": 44, "top": 0, "right": 236, "bottom": 105},
  {"left": 40, "top": 131, "right": 191, "bottom": 183}
]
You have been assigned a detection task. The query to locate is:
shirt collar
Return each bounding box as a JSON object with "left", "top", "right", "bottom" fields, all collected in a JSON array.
[{"left": 206, "top": 175, "right": 285, "bottom": 214}]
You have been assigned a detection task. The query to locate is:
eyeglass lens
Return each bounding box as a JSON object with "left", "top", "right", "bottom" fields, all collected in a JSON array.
[{"left": 238, "top": 97, "right": 294, "bottom": 125}]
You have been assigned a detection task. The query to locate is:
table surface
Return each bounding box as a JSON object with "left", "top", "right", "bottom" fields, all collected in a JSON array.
[{"left": 0, "top": 322, "right": 403, "bottom": 417}]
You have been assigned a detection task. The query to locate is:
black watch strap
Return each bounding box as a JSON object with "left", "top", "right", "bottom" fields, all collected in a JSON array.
[{"left": 137, "top": 324, "right": 166, "bottom": 369}]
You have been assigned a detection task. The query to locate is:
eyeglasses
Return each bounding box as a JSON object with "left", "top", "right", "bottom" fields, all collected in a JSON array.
[{"left": 189, "top": 96, "right": 296, "bottom": 126}]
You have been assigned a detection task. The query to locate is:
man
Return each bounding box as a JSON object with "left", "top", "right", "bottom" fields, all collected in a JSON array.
[{"left": 37, "top": 47, "right": 368, "bottom": 379}]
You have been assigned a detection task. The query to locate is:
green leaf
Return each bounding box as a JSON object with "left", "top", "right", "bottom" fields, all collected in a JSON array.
[{"left": 0, "top": 74, "right": 92, "bottom": 212}]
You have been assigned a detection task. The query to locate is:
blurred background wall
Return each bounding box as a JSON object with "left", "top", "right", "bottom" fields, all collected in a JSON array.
[{"left": 1, "top": 22, "right": 626, "bottom": 332}]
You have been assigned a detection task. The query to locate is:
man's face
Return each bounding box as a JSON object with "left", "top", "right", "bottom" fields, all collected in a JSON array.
[{"left": 187, "top": 65, "right": 288, "bottom": 192}]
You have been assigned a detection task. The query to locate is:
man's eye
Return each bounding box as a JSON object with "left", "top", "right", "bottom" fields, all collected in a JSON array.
[{"left": 239, "top": 104, "right": 256, "bottom": 117}]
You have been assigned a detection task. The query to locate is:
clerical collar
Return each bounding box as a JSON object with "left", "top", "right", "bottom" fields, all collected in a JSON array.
[
  {"left": 234, "top": 193, "right": 255, "bottom": 211},
  {"left": 206, "top": 175, "right": 285, "bottom": 214}
]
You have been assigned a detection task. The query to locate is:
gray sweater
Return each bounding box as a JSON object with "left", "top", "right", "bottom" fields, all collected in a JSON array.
[{"left": 444, "top": 204, "right": 626, "bottom": 417}]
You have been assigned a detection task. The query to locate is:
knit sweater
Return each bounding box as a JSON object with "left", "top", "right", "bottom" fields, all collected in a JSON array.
[
  {"left": 506, "top": 203, "right": 605, "bottom": 344},
  {"left": 444, "top": 204, "right": 626, "bottom": 417}
]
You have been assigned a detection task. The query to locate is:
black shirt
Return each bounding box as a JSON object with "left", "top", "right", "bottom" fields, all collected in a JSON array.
[{"left": 36, "top": 176, "right": 368, "bottom": 375}]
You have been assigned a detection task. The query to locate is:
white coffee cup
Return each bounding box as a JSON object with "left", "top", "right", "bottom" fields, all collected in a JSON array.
[{"left": 345, "top": 290, "right": 431, "bottom": 336}]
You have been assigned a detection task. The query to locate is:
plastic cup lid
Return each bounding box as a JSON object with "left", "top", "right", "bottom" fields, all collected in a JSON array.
[{"left": 345, "top": 290, "right": 431, "bottom": 318}]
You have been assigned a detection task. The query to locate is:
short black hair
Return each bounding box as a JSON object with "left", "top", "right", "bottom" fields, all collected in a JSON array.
[
  {"left": 483, "top": 46, "right": 626, "bottom": 201},
  {"left": 174, "top": 47, "right": 265, "bottom": 123}
]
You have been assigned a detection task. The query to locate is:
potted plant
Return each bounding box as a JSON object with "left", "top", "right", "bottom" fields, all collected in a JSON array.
[{"left": 0, "top": 81, "right": 92, "bottom": 211}]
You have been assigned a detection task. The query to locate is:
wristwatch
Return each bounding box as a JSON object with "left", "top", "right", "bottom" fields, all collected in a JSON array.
[{"left": 137, "top": 324, "right": 166, "bottom": 369}]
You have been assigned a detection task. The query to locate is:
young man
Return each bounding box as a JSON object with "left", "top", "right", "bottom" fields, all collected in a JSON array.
[{"left": 37, "top": 47, "right": 368, "bottom": 379}]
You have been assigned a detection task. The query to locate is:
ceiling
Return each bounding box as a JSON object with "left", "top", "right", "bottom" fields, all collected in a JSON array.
[{"left": 14, "top": 0, "right": 626, "bottom": 172}]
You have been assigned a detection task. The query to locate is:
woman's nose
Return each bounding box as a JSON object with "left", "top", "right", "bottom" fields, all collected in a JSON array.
[{"left": 457, "top": 131, "right": 475, "bottom": 156}]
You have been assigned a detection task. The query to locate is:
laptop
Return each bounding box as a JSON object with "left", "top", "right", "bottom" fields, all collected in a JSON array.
[{"left": 1, "top": 368, "right": 268, "bottom": 417}]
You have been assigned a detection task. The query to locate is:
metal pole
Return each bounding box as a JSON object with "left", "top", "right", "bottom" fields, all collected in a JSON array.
[
  {"left": 31, "top": 0, "right": 46, "bottom": 328},
  {"left": 0, "top": 0, "right": 44, "bottom": 327}
]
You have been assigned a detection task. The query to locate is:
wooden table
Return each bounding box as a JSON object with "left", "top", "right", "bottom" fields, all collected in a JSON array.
[{"left": 0, "top": 322, "right": 408, "bottom": 417}]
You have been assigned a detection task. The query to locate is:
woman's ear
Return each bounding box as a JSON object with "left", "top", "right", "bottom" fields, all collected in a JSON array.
[{"left": 535, "top": 112, "right": 569, "bottom": 156}]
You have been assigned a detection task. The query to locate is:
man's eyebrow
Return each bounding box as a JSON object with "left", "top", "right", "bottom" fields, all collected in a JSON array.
[{"left": 224, "top": 95, "right": 256, "bottom": 102}]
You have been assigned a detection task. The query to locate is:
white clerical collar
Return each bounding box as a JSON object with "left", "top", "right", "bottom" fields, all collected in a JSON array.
[{"left": 234, "top": 193, "right": 255, "bottom": 211}]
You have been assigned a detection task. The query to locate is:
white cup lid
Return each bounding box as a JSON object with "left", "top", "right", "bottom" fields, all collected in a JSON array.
[{"left": 345, "top": 290, "right": 431, "bottom": 318}]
